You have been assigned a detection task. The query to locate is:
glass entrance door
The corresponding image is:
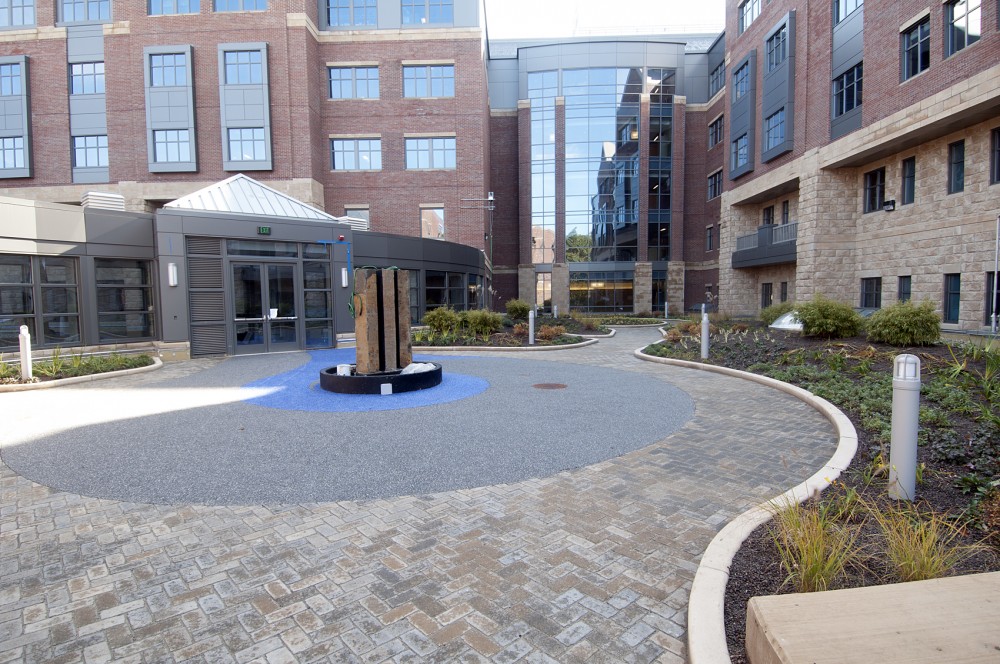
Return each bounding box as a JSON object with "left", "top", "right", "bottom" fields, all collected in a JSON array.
[{"left": 232, "top": 263, "right": 299, "bottom": 354}]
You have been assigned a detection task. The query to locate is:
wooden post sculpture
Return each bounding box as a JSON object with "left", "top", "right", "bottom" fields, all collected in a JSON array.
[{"left": 354, "top": 268, "right": 412, "bottom": 374}]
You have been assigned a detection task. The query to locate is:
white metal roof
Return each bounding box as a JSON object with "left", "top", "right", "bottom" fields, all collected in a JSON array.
[{"left": 164, "top": 174, "right": 342, "bottom": 222}]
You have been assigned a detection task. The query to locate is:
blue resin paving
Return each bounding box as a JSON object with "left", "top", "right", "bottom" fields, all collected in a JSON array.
[{"left": 243, "top": 349, "right": 490, "bottom": 412}]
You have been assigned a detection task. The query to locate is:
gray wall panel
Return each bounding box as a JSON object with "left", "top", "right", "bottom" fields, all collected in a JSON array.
[
  {"left": 0, "top": 54, "right": 30, "bottom": 178},
  {"left": 761, "top": 13, "right": 794, "bottom": 163},
  {"left": 729, "top": 50, "right": 756, "bottom": 179},
  {"left": 66, "top": 25, "right": 104, "bottom": 62},
  {"left": 832, "top": 6, "right": 864, "bottom": 78},
  {"left": 218, "top": 42, "right": 272, "bottom": 171}
]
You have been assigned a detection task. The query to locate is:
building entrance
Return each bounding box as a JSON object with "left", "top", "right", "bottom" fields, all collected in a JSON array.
[{"left": 232, "top": 262, "right": 299, "bottom": 354}]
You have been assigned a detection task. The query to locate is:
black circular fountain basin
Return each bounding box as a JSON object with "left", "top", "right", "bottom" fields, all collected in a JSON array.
[{"left": 319, "top": 363, "right": 443, "bottom": 394}]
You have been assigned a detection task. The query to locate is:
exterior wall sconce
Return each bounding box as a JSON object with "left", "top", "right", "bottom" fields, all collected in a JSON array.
[
  {"left": 341, "top": 267, "right": 349, "bottom": 288},
  {"left": 168, "top": 262, "right": 178, "bottom": 287},
  {"left": 883, "top": 200, "right": 896, "bottom": 212}
]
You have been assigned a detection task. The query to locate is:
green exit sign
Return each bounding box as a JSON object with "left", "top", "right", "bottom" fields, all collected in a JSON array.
[{"left": 257, "top": 226, "right": 271, "bottom": 236}]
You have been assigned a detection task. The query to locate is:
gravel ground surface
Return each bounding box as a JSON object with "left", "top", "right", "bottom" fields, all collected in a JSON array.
[{"left": 2, "top": 351, "right": 694, "bottom": 505}]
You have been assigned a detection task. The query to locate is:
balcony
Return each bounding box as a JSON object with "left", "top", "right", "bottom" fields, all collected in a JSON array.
[{"left": 732, "top": 222, "right": 797, "bottom": 268}]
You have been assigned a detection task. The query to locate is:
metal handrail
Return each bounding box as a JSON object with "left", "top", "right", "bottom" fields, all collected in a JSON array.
[
  {"left": 772, "top": 222, "right": 798, "bottom": 244},
  {"left": 735, "top": 234, "right": 758, "bottom": 250}
]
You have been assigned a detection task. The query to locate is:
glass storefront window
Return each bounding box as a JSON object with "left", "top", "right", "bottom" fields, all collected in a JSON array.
[
  {"left": 303, "top": 243, "right": 330, "bottom": 259},
  {"left": 95, "top": 259, "right": 153, "bottom": 341},
  {"left": 1, "top": 255, "right": 82, "bottom": 348},
  {"left": 569, "top": 270, "right": 634, "bottom": 313},
  {"left": 226, "top": 239, "right": 298, "bottom": 257}
]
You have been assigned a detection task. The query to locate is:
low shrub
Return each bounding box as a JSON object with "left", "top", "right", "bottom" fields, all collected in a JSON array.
[
  {"left": 870, "top": 504, "right": 979, "bottom": 582},
  {"left": 664, "top": 328, "right": 682, "bottom": 342},
  {"left": 795, "top": 296, "right": 863, "bottom": 339},
  {"left": 768, "top": 497, "right": 862, "bottom": 593},
  {"left": 423, "top": 307, "right": 460, "bottom": 335},
  {"left": 731, "top": 322, "right": 750, "bottom": 333},
  {"left": 465, "top": 309, "right": 503, "bottom": 338},
  {"left": 866, "top": 300, "right": 940, "bottom": 346},
  {"left": 505, "top": 299, "right": 531, "bottom": 320},
  {"left": 760, "top": 301, "right": 796, "bottom": 325},
  {"left": 512, "top": 322, "right": 529, "bottom": 337},
  {"left": 536, "top": 324, "right": 566, "bottom": 341}
]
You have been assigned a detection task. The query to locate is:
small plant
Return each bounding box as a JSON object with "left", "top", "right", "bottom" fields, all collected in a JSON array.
[
  {"left": 536, "top": 324, "right": 566, "bottom": 341},
  {"left": 870, "top": 504, "right": 980, "bottom": 583},
  {"left": 505, "top": 299, "right": 531, "bottom": 321},
  {"left": 866, "top": 300, "right": 940, "bottom": 346},
  {"left": 759, "top": 301, "right": 795, "bottom": 325},
  {"left": 768, "top": 497, "right": 863, "bottom": 593},
  {"left": 512, "top": 322, "right": 529, "bottom": 338},
  {"left": 795, "top": 296, "right": 864, "bottom": 339},
  {"left": 465, "top": 309, "right": 503, "bottom": 338},
  {"left": 0, "top": 355, "right": 17, "bottom": 381},
  {"left": 423, "top": 307, "right": 460, "bottom": 336},
  {"left": 663, "top": 328, "right": 682, "bottom": 342},
  {"left": 731, "top": 322, "right": 750, "bottom": 333}
]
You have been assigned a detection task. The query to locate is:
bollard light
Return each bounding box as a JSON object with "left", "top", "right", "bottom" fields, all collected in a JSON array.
[
  {"left": 888, "top": 354, "right": 921, "bottom": 501},
  {"left": 18, "top": 325, "right": 32, "bottom": 381},
  {"left": 701, "top": 304, "right": 709, "bottom": 360},
  {"left": 528, "top": 308, "right": 535, "bottom": 346}
]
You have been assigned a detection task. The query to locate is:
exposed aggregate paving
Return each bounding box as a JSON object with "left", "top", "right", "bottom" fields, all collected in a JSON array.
[{"left": 0, "top": 328, "right": 835, "bottom": 663}]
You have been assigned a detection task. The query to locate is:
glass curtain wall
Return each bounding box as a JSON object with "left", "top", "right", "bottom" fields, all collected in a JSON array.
[
  {"left": 647, "top": 68, "right": 674, "bottom": 261},
  {"left": 569, "top": 270, "right": 634, "bottom": 312},
  {"left": 528, "top": 72, "right": 557, "bottom": 264}
]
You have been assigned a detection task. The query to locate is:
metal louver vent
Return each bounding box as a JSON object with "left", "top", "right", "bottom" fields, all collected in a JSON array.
[
  {"left": 188, "top": 258, "right": 223, "bottom": 289},
  {"left": 189, "top": 292, "right": 225, "bottom": 322},
  {"left": 190, "top": 325, "right": 227, "bottom": 356},
  {"left": 186, "top": 236, "right": 222, "bottom": 255}
]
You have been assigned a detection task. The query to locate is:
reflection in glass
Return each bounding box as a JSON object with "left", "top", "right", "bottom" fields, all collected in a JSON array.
[
  {"left": 268, "top": 264, "right": 296, "bottom": 318},
  {"left": 233, "top": 265, "right": 263, "bottom": 319},
  {"left": 236, "top": 321, "right": 264, "bottom": 345},
  {"left": 95, "top": 259, "right": 152, "bottom": 341},
  {"left": 569, "top": 271, "right": 634, "bottom": 313}
]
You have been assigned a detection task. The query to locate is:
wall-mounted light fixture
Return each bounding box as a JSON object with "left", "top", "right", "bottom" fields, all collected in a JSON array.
[
  {"left": 168, "top": 262, "right": 178, "bottom": 287},
  {"left": 341, "top": 267, "right": 349, "bottom": 288}
]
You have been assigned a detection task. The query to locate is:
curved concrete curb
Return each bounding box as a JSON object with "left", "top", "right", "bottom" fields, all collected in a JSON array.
[
  {"left": 413, "top": 338, "right": 599, "bottom": 352},
  {"left": 0, "top": 357, "right": 163, "bottom": 392},
  {"left": 579, "top": 329, "right": 616, "bottom": 339},
  {"left": 633, "top": 349, "right": 859, "bottom": 664}
]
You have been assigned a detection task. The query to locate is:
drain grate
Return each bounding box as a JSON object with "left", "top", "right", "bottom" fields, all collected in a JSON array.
[{"left": 532, "top": 383, "right": 567, "bottom": 390}]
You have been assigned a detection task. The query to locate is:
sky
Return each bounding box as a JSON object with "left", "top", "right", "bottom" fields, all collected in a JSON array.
[{"left": 483, "top": 0, "right": 726, "bottom": 40}]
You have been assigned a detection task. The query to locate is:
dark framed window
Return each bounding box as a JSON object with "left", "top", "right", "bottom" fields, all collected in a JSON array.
[
  {"left": 766, "top": 25, "right": 788, "bottom": 72},
  {"left": 708, "top": 115, "right": 724, "bottom": 148},
  {"left": 326, "top": 0, "right": 376, "bottom": 26},
  {"left": 331, "top": 138, "right": 381, "bottom": 170},
  {"left": 152, "top": 129, "right": 191, "bottom": 163},
  {"left": 833, "top": 63, "right": 862, "bottom": 117},
  {"left": 763, "top": 205, "right": 774, "bottom": 225},
  {"left": 72, "top": 135, "right": 108, "bottom": 168},
  {"left": 70, "top": 62, "right": 104, "bottom": 95},
  {"left": 863, "top": 167, "right": 885, "bottom": 213},
  {"left": 402, "top": 64, "right": 454, "bottom": 98},
  {"left": 901, "top": 17, "right": 930, "bottom": 81},
  {"left": 421, "top": 207, "right": 445, "bottom": 239},
  {"left": 764, "top": 109, "right": 785, "bottom": 150},
  {"left": 948, "top": 140, "right": 964, "bottom": 194},
  {"left": 860, "top": 277, "right": 882, "bottom": 308},
  {"left": 898, "top": 275, "right": 911, "bottom": 302},
  {"left": 0, "top": 255, "right": 81, "bottom": 349},
  {"left": 227, "top": 128, "right": 265, "bottom": 162},
  {"left": 733, "top": 63, "right": 749, "bottom": 100},
  {"left": 0, "top": 0, "right": 35, "bottom": 27},
  {"left": 224, "top": 50, "right": 262, "bottom": 84},
  {"left": 402, "top": 0, "right": 452, "bottom": 24},
  {"left": 0, "top": 61, "right": 21, "bottom": 95},
  {"left": 149, "top": 53, "right": 187, "bottom": 87},
  {"left": 943, "top": 273, "right": 961, "bottom": 323},
  {"left": 761, "top": 282, "right": 773, "bottom": 309},
  {"left": 0, "top": 136, "right": 24, "bottom": 169},
  {"left": 946, "top": 0, "right": 981, "bottom": 56},
  {"left": 214, "top": 0, "right": 265, "bottom": 10},
  {"left": 780, "top": 281, "right": 788, "bottom": 302},
  {"left": 405, "top": 137, "right": 455, "bottom": 169},
  {"left": 781, "top": 200, "right": 789, "bottom": 223},
  {"left": 987, "top": 272, "right": 999, "bottom": 326},
  {"left": 707, "top": 170, "right": 722, "bottom": 200},
  {"left": 61, "top": 0, "right": 109, "bottom": 21},
  {"left": 993, "top": 127, "right": 1000, "bottom": 184},
  {"left": 901, "top": 156, "right": 915, "bottom": 205},
  {"left": 95, "top": 259, "right": 154, "bottom": 342},
  {"left": 709, "top": 62, "right": 725, "bottom": 97},
  {"left": 738, "top": 0, "right": 760, "bottom": 33},
  {"left": 149, "top": 0, "right": 199, "bottom": 14},
  {"left": 328, "top": 66, "right": 379, "bottom": 99},
  {"left": 834, "top": 0, "right": 863, "bottom": 24},
  {"left": 706, "top": 226, "right": 715, "bottom": 251},
  {"left": 731, "top": 133, "right": 749, "bottom": 170}
]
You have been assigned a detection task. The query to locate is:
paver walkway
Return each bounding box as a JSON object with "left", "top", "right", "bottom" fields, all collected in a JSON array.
[{"left": 0, "top": 328, "right": 836, "bottom": 663}]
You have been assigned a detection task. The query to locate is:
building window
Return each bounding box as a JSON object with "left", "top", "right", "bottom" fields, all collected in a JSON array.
[
  {"left": 943, "top": 273, "right": 960, "bottom": 323},
  {"left": 861, "top": 277, "right": 882, "bottom": 308},
  {"left": 149, "top": 53, "right": 187, "bottom": 86},
  {"left": 898, "top": 275, "right": 911, "bottom": 302},
  {"left": 61, "top": 0, "right": 109, "bottom": 21},
  {"left": 344, "top": 207, "right": 370, "bottom": 230},
  {"left": 764, "top": 109, "right": 785, "bottom": 150},
  {"left": 863, "top": 167, "right": 885, "bottom": 213},
  {"left": 331, "top": 138, "right": 381, "bottom": 170},
  {"left": 733, "top": 63, "right": 749, "bottom": 100},
  {"left": 707, "top": 170, "right": 722, "bottom": 199},
  {"left": 0, "top": 0, "right": 35, "bottom": 27},
  {"left": 766, "top": 25, "right": 788, "bottom": 72},
  {"left": 421, "top": 207, "right": 445, "bottom": 239},
  {"left": 224, "top": 50, "right": 262, "bottom": 84},
  {"left": 328, "top": 66, "right": 378, "bottom": 99},
  {"left": 834, "top": 0, "right": 862, "bottom": 24},
  {"left": 731, "top": 134, "right": 749, "bottom": 171},
  {"left": 780, "top": 281, "right": 788, "bottom": 302},
  {"left": 946, "top": 0, "right": 980, "bottom": 56},
  {"left": 0, "top": 62, "right": 21, "bottom": 96},
  {"left": 708, "top": 115, "right": 724, "bottom": 148},
  {"left": 149, "top": 0, "right": 199, "bottom": 14},
  {"left": 948, "top": 140, "right": 965, "bottom": 194},
  {"left": 214, "top": 0, "right": 266, "bottom": 10},
  {"left": 95, "top": 259, "right": 154, "bottom": 342},
  {"left": 762, "top": 205, "right": 774, "bottom": 225},
  {"left": 992, "top": 127, "right": 1000, "bottom": 185},
  {"left": 781, "top": 200, "right": 789, "bottom": 223},
  {"left": 228, "top": 127, "right": 265, "bottom": 161},
  {"left": 706, "top": 226, "right": 715, "bottom": 251},
  {"left": 901, "top": 17, "right": 930, "bottom": 81},
  {"left": 709, "top": 62, "right": 725, "bottom": 97},
  {"left": 987, "top": 272, "right": 999, "bottom": 326},
  {"left": 72, "top": 135, "right": 108, "bottom": 168},
  {"left": 405, "top": 137, "right": 456, "bottom": 169},
  {"left": 761, "top": 282, "right": 773, "bottom": 309},
  {"left": 0, "top": 255, "right": 81, "bottom": 348},
  {"left": 738, "top": 0, "right": 760, "bottom": 33},
  {"left": 901, "top": 156, "right": 915, "bottom": 204},
  {"left": 70, "top": 62, "right": 104, "bottom": 95},
  {"left": 152, "top": 129, "right": 191, "bottom": 163},
  {"left": 402, "top": 0, "right": 452, "bottom": 24},
  {"left": 0, "top": 136, "right": 23, "bottom": 169},
  {"left": 833, "top": 63, "right": 862, "bottom": 117},
  {"left": 326, "top": 0, "right": 375, "bottom": 26},
  {"left": 402, "top": 65, "right": 454, "bottom": 98}
]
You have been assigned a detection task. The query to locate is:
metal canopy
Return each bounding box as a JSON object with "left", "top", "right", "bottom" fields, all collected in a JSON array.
[{"left": 165, "top": 174, "right": 344, "bottom": 222}]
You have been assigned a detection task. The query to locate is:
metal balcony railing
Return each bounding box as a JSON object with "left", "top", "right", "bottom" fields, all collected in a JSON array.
[
  {"left": 732, "top": 222, "right": 798, "bottom": 269},
  {"left": 735, "top": 233, "right": 759, "bottom": 251},
  {"left": 772, "top": 222, "right": 798, "bottom": 244}
]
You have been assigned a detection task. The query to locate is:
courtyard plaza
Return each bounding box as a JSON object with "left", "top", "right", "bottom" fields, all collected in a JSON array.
[{"left": 0, "top": 327, "right": 836, "bottom": 663}]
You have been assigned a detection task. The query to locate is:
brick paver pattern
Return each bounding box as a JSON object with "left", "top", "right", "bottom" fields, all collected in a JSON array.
[{"left": 0, "top": 329, "right": 835, "bottom": 663}]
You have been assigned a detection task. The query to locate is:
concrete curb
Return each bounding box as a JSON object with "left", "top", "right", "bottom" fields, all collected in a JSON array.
[
  {"left": 0, "top": 357, "right": 164, "bottom": 392},
  {"left": 632, "top": 349, "right": 859, "bottom": 664},
  {"left": 579, "top": 329, "right": 616, "bottom": 339},
  {"left": 413, "top": 338, "right": 599, "bottom": 352}
]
